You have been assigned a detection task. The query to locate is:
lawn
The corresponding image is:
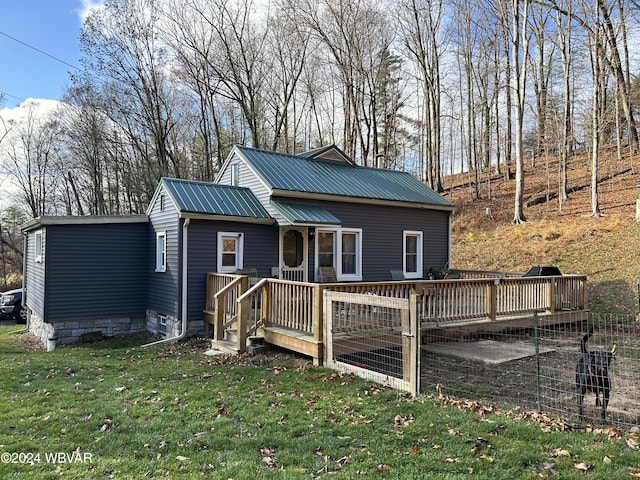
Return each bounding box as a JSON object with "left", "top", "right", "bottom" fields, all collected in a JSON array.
[{"left": 0, "top": 326, "right": 638, "bottom": 479}]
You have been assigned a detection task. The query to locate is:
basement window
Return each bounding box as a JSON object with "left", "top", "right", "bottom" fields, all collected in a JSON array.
[{"left": 158, "top": 314, "right": 167, "bottom": 334}]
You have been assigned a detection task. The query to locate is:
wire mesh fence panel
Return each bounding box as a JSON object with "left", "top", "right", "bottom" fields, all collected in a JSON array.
[
  {"left": 420, "top": 313, "right": 640, "bottom": 427},
  {"left": 324, "top": 291, "right": 418, "bottom": 395}
]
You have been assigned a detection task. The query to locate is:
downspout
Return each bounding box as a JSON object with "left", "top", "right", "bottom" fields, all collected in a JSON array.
[
  {"left": 142, "top": 218, "right": 190, "bottom": 348},
  {"left": 11, "top": 232, "right": 30, "bottom": 335}
]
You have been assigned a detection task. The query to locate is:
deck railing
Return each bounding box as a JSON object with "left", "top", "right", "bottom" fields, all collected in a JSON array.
[
  {"left": 206, "top": 273, "right": 323, "bottom": 353},
  {"left": 265, "top": 279, "right": 320, "bottom": 333},
  {"left": 204, "top": 274, "right": 248, "bottom": 341},
  {"left": 417, "top": 276, "right": 587, "bottom": 327},
  {"left": 204, "top": 273, "right": 588, "bottom": 355}
]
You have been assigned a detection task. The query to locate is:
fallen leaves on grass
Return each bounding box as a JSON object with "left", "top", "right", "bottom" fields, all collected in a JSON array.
[
  {"left": 434, "top": 385, "right": 497, "bottom": 416},
  {"left": 626, "top": 438, "right": 640, "bottom": 451},
  {"left": 314, "top": 451, "right": 351, "bottom": 474},
  {"left": 394, "top": 414, "right": 414, "bottom": 427},
  {"left": 550, "top": 448, "right": 571, "bottom": 458},
  {"left": 375, "top": 464, "right": 392, "bottom": 472},
  {"left": 574, "top": 462, "right": 592, "bottom": 471},
  {"left": 535, "top": 462, "right": 559, "bottom": 475}
]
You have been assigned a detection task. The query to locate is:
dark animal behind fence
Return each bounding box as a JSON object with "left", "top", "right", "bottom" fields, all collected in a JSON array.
[{"left": 576, "top": 326, "right": 616, "bottom": 422}]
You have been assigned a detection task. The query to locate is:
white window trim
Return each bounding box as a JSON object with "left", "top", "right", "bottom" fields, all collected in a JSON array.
[
  {"left": 155, "top": 232, "right": 167, "bottom": 272},
  {"left": 158, "top": 314, "right": 167, "bottom": 334},
  {"left": 403, "top": 230, "right": 423, "bottom": 279},
  {"left": 217, "top": 232, "right": 244, "bottom": 273},
  {"left": 315, "top": 228, "right": 362, "bottom": 281},
  {"left": 34, "top": 230, "right": 43, "bottom": 263}
]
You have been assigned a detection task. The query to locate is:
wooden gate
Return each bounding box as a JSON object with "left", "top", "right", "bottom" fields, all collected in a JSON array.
[{"left": 323, "top": 291, "right": 419, "bottom": 396}]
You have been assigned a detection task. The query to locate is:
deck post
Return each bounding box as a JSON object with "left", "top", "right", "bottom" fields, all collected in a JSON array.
[
  {"left": 214, "top": 292, "right": 224, "bottom": 341},
  {"left": 262, "top": 280, "right": 271, "bottom": 328},
  {"left": 487, "top": 279, "right": 498, "bottom": 321},
  {"left": 236, "top": 276, "right": 249, "bottom": 352},
  {"left": 312, "top": 285, "right": 323, "bottom": 366},
  {"left": 546, "top": 278, "right": 556, "bottom": 312},
  {"left": 323, "top": 291, "right": 333, "bottom": 366}
]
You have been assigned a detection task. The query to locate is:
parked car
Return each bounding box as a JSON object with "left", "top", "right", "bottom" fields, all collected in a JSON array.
[{"left": 0, "top": 288, "right": 27, "bottom": 324}]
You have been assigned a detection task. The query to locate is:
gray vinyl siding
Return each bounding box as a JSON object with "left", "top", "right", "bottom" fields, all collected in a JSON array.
[
  {"left": 44, "top": 223, "right": 148, "bottom": 322},
  {"left": 185, "top": 220, "right": 279, "bottom": 321},
  {"left": 147, "top": 186, "right": 181, "bottom": 317},
  {"left": 23, "top": 228, "right": 46, "bottom": 318},
  {"left": 272, "top": 196, "right": 451, "bottom": 282},
  {"left": 219, "top": 154, "right": 274, "bottom": 218}
]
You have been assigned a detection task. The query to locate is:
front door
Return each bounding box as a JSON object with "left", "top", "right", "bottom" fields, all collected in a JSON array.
[{"left": 279, "top": 228, "right": 308, "bottom": 282}]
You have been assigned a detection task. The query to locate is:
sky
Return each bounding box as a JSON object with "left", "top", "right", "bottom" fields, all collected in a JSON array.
[{"left": 0, "top": 1, "right": 103, "bottom": 107}]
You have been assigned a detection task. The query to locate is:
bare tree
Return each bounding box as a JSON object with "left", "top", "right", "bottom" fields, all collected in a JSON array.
[
  {"left": 77, "top": 0, "right": 183, "bottom": 184},
  {"left": 529, "top": 4, "right": 556, "bottom": 157},
  {"left": 0, "top": 206, "right": 27, "bottom": 287},
  {"left": 553, "top": 0, "right": 573, "bottom": 208},
  {"left": 284, "top": 0, "right": 398, "bottom": 165},
  {"left": 262, "top": 13, "right": 311, "bottom": 152},
  {"left": 161, "top": 1, "right": 227, "bottom": 178},
  {"left": 400, "top": 0, "right": 445, "bottom": 190},
  {"left": 587, "top": 0, "right": 604, "bottom": 216},
  {"left": 2, "top": 103, "right": 62, "bottom": 217},
  {"left": 177, "top": 0, "right": 269, "bottom": 148},
  {"left": 498, "top": 0, "right": 531, "bottom": 223}
]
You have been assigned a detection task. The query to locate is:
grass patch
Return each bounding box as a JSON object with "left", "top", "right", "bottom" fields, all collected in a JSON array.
[{"left": 0, "top": 326, "right": 639, "bottom": 479}]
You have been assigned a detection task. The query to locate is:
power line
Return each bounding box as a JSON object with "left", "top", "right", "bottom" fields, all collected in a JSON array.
[
  {"left": 0, "top": 30, "right": 80, "bottom": 71},
  {"left": 0, "top": 90, "right": 25, "bottom": 102}
]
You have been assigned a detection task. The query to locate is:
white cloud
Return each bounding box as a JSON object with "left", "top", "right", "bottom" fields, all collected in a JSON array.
[{"left": 76, "top": 0, "right": 106, "bottom": 23}]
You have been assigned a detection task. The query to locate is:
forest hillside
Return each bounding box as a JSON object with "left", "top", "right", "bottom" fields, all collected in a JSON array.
[{"left": 443, "top": 145, "right": 640, "bottom": 314}]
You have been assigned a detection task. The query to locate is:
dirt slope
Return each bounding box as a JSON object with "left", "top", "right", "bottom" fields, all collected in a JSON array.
[{"left": 442, "top": 145, "right": 640, "bottom": 314}]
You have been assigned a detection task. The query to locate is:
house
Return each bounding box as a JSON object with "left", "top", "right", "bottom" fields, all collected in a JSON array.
[{"left": 21, "top": 145, "right": 454, "bottom": 346}]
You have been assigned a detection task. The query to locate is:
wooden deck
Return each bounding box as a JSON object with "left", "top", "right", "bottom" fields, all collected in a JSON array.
[{"left": 204, "top": 271, "right": 588, "bottom": 365}]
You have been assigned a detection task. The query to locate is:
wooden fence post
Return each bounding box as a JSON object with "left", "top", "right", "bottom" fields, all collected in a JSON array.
[
  {"left": 409, "top": 294, "right": 419, "bottom": 396},
  {"left": 313, "top": 285, "right": 323, "bottom": 366},
  {"left": 402, "top": 298, "right": 411, "bottom": 385}
]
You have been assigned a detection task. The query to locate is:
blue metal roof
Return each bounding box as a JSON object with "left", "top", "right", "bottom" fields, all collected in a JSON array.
[
  {"left": 234, "top": 146, "right": 453, "bottom": 207},
  {"left": 160, "top": 178, "right": 272, "bottom": 219},
  {"left": 271, "top": 201, "right": 341, "bottom": 225}
]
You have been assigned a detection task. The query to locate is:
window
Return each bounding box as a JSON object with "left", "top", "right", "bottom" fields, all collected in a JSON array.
[
  {"left": 156, "top": 232, "right": 166, "bottom": 272},
  {"left": 316, "top": 228, "right": 361, "bottom": 281},
  {"left": 34, "top": 230, "right": 43, "bottom": 263},
  {"left": 158, "top": 314, "right": 167, "bottom": 334},
  {"left": 341, "top": 232, "right": 357, "bottom": 276},
  {"left": 230, "top": 164, "right": 239, "bottom": 186},
  {"left": 217, "top": 232, "right": 243, "bottom": 273},
  {"left": 317, "top": 231, "right": 335, "bottom": 268},
  {"left": 403, "top": 231, "right": 423, "bottom": 279}
]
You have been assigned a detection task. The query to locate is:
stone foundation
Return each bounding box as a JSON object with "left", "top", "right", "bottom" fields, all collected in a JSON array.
[
  {"left": 27, "top": 309, "right": 205, "bottom": 347},
  {"left": 146, "top": 310, "right": 205, "bottom": 338},
  {"left": 28, "top": 312, "right": 56, "bottom": 346},
  {"left": 29, "top": 311, "right": 147, "bottom": 345}
]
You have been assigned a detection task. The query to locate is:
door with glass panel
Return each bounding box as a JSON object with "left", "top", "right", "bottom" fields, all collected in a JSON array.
[{"left": 280, "top": 228, "right": 307, "bottom": 282}]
